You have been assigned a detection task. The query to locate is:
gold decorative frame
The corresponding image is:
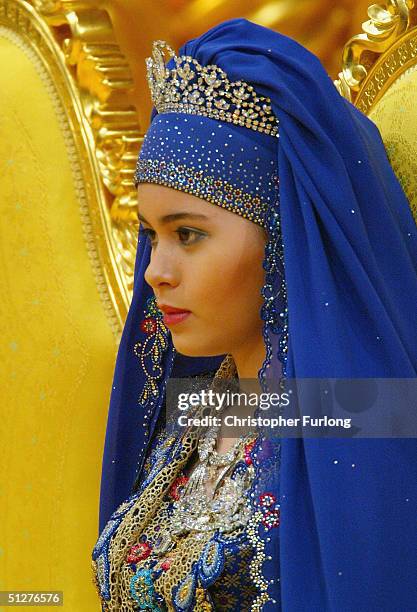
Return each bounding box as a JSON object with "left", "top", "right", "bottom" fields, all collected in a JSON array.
[
  {"left": 0, "top": 0, "right": 143, "bottom": 337},
  {"left": 335, "top": 0, "right": 417, "bottom": 113}
]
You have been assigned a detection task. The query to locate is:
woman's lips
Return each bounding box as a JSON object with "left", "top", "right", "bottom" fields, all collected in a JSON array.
[
  {"left": 158, "top": 305, "right": 191, "bottom": 327},
  {"left": 163, "top": 312, "right": 191, "bottom": 326}
]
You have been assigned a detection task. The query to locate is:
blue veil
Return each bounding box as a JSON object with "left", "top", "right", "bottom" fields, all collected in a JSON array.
[{"left": 99, "top": 19, "right": 417, "bottom": 610}]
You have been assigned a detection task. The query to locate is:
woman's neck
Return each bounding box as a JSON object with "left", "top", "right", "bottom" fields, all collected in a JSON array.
[{"left": 232, "top": 337, "right": 266, "bottom": 380}]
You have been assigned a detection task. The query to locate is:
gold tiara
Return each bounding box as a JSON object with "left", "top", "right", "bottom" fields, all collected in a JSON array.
[{"left": 145, "top": 40, "right": 279, "bottom": 137}]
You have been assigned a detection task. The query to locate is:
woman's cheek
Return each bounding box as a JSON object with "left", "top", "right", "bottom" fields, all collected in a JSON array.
[{"left": 208, "top": 275, "right": 256, "bottom": 330}]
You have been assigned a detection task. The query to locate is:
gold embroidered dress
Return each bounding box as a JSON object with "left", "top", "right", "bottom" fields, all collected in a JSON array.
[
  {"left": 91, "top": 425, "right": 274, "bottom": 611},
  {"left": 92, "top": 356, "right": 282, "bottom": 611}
]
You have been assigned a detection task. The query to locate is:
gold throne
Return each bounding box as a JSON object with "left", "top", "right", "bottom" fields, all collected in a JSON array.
[{"left": 335, "top": 0, "right": 417, "bottom": 222}]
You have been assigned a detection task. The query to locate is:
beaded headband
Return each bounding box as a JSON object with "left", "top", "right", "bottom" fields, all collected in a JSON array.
[
  {"left": 135, "top": 41, "right": 280, "bottom": 229},
  {"left": 145, "top": 40, "right": 279, "bottom": 138}
]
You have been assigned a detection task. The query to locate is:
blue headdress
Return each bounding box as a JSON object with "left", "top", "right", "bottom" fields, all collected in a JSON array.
[{"left": 99, "top": 19, "right": 417, "bottom": 610}]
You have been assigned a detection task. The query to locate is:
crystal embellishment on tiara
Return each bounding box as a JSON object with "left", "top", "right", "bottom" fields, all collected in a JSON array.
[{"left": 146, "top": 40, "right": 279, "bottom": 137}]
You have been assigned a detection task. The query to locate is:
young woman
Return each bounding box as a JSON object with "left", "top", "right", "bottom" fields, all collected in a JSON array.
[{"left": 92, "top": 18, "right": 417, "bottom": 611}]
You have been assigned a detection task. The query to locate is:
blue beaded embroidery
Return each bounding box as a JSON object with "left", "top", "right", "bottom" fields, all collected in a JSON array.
[
  {"left": 134, "top": 296, "right": 170, "bottom": 409},
  {"left": 134, "top": 114, "right": 279, "bottom": 231},
  {"left": 136, "top": 157, "right": 270, "bottom": 227},
  {"left": 198, "top": 539, "right": 225, "bottom": 588},
  {"left": 130, "top": 567, "right": 164, "bottom": 611},
  {"left": 259, "top": 180, "right": 289, "bottom": 386}
]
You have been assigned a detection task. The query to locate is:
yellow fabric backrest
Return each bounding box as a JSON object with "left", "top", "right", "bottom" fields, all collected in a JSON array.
[
  {"left": 0, "top": 34, "right": 115, "bottom": 610},
  {"left": 368, "top": 66, "right": 417, "bottom": 223}
]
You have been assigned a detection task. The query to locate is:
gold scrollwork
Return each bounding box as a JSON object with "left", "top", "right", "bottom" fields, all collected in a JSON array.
[
  {"left": 335, "top": 1, "right": 417, "bottom": 226},
  {"left": 335, "top": 0, "right": 415, "bottom": 103},
  {"left": 354, "top": 28, "right": 417, "bottom": 112},
  {"left": 0, "top": 0, "right": 143, "bottom": 336}
]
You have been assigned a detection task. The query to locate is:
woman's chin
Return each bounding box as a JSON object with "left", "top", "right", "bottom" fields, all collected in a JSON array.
[{"left": 171, "top": 336, "right": 226, "bottom": 358}]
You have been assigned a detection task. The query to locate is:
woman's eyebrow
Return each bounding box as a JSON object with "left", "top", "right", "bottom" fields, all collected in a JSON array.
[{"left": 138, "top": 212, "right": 210, "bottom": 225}]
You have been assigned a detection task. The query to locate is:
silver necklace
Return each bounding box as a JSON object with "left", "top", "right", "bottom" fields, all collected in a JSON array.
[
  {"left": 153, "top": 355, "right": 255, "bottom": 550},
  {"left": 168, "top": 423, "right": 254, "bottom": 538}
]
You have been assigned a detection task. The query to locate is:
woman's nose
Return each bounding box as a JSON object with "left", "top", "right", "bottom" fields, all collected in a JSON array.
[{"left": 144, "top": 247, "right": 179, "bottom": 289}]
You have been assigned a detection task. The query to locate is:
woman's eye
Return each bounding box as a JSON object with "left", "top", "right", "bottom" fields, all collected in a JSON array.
[
  {"left": 141, "top": 228, "right": 157, "bottom": 244},
  {"left": 176, "top": 227, "right": 206, "bottom": 246},
  {"left": 141, "top": 226, "right": 206, "bottom": 247}
]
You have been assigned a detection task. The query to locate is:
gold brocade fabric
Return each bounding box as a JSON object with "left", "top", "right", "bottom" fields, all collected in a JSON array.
[
  {"left": 0, "top": 31, "right": 115, "bottom": 609},
  {"left": 368, "top": 66, "right": 417, "bottom": 225},
  {"left": 92, "top": 430, "right": 258, "bottom": 611}
]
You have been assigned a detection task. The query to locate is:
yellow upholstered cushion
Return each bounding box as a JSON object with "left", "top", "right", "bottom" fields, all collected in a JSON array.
[
  {"left": 368, "top": 66, "right": 417, "bottom": 224},
  {"left": 0, "top": 33, "right": 115, "bottom": 610}
]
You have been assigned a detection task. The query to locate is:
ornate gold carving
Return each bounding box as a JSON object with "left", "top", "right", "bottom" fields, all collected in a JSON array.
[
  {"left": 32, "top": 0, "right": 61, "bottom": 15},
  {"left": 335, "top": 1, "right": 416, "bottom": 105},
  {"left": 354, "top": 28, "right": 417, "bottom": 112},
  {"left": 0, "top": 0, "right": 143, "bottom": 336},
  {"left": 335, "top": 2, "right": 417, "bottom": 225}
]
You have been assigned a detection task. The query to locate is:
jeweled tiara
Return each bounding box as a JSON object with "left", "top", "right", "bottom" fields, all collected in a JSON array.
[{"left": 146, "top": 40, "right": 279, "bottom": 138}]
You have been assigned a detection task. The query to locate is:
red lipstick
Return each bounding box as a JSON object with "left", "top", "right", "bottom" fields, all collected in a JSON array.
[{"left": 158, "top": 304, "right": 191, "bottom": 327}]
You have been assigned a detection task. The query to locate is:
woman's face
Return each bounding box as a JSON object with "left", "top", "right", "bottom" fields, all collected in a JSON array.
[{"left": 137, "top": 183, "right": 266, "bottom": 360}]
